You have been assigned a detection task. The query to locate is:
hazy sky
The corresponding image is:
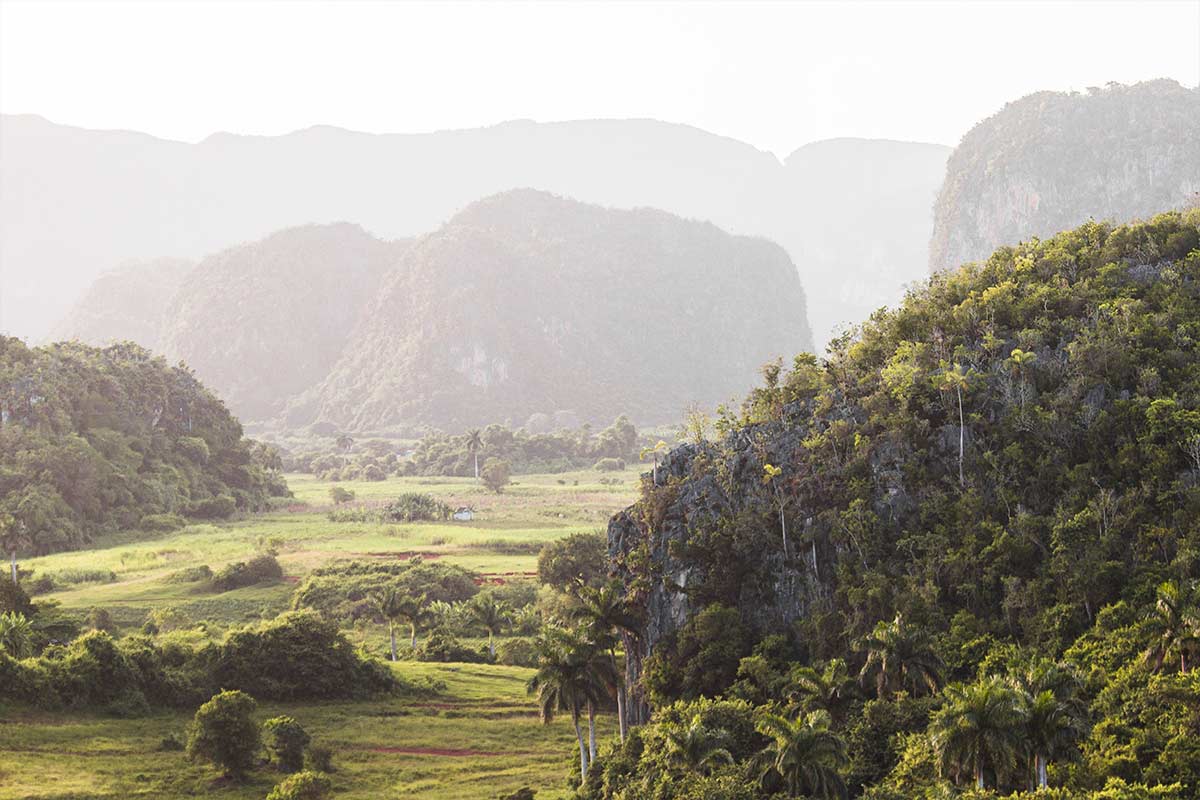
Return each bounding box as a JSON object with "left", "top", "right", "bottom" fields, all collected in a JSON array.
[{"left": 1, "top": 0, "right": 1198, "bottom": 157}]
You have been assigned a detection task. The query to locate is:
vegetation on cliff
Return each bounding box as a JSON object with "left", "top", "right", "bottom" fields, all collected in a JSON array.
[{"left": 598, "top": 210, "right": 1200, "bottom": 797}]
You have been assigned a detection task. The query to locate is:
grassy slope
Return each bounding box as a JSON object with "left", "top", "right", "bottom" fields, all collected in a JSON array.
[{"left": 0, "top": 468, "right": 638, "bottom": 799}]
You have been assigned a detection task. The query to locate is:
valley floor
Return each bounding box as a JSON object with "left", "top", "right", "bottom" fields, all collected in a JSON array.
[{"left": 0, "top": 469, "right": 637, "bottom": 799}]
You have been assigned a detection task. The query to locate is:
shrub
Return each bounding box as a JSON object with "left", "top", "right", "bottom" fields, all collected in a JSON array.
[
  {"left": 593, "top": 457, "right": 625, "bottom": 471},
  {"left": 164, "top": 564, "right": 213, "bottom": 583},
  {"left": 417, "top": 627, "right": 490, "bottom": 663},
  {"left": 304, "top": 744, "right": 335, "bottom": 773},
  {"left": 212, "top": 554, "right": 283, "bottom": 591},
  {"left": 328, "top": 486, "right": 355, "bottom": 504},
  {"left": 381, "top": 493, "right": 452, "bottom": 523},
  {"left": 0, "top": 580, "right": 33, "bottom": 616},
  {"left": 186, "top": 689, "right": 261, "bottom": 779},
  {"left": 157, "top": 733, "right": 185, "bottom": 751},
  {"left": 266, "top": 770, "right": 332, "bottom": 800},
  {"left": 140, "top": 513, "right": 187, "bottom": 533},
  {"left": 85, "top": 607, "right": 118, "bottom": 635},
  {"left": 496, "top": 637, "right": 538, "bottom": 667},
  {"left": 263, "top": 716, "right": 311, "bottom": 772},
  {"left": 211, "top": 610, "right": 396, "bottom": 700},
  {"left": 291, "top": 560, "right": 479, "bottom": 619},
  {"left": 190, "top": 494, "right": 237, "bottom": 520}
]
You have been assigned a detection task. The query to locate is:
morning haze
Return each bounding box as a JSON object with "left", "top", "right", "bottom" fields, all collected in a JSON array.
[{"left": 2, "top": 2, "right": 1200, "bottom": 798}]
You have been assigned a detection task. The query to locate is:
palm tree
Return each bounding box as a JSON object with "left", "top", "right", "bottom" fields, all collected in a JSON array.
[
  {"left": 757, "top": 709, "right": 848, "bottom": 799},
  {"left": 1010, "top": 658, "right": 1086, "bottom": 789},
  {"left": 375, "top": 589, "right": 428, "bottom": 657},
  {"left": 930, "top": 676, "right": 1023, "bottom": 790},
  {"left": 786, "top": 658, "right": 858, "bottom": 724},
  {"left": 935, "top": 362, "right": 971, "bottom": 486},
  {"left": 763, "top": 463, "right": 791, "bottom": 559},
  {"left": 469, "top": 593, "right": 510, "bottom": 658},
  {"left": 573, "top": 580, "right": 640, "bottom": 741},
  {"left": 858, "top": 612, "right": 944, "bottom": 698},
  {"left": 0, "top": 611, "right": 33, "bottom": 658},
  {"left": 664, "top": 714, "right": 734, "bottom": 775},
  {"left": 527, "top": 626, "right": 599, "bottom": 780},
  {"left": 1144, "top": 580, "right": 1199, "bottom": 674},
  {"left": 465, "top": 429, "right": 483, "bottom": 479},
  {"left": 1, "top": 513, "right": 29, "bottom": 584}
]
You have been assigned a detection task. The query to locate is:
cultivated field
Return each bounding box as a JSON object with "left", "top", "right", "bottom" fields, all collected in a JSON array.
[{"left": 0, "top": 468, "right": 640, "bottom": 799}]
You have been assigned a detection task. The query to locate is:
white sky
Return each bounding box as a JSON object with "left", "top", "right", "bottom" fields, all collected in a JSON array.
[{"left": 1, "top": 0, "right": 1198, "bottom": 157}]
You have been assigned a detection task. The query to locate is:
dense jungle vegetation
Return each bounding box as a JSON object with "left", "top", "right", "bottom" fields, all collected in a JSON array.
[
  {"left": 565, "top": 210, "right": 1200, "bottom": 798},
  {"left": 0, "top": 340, "right": 288, "bottom": 557}
]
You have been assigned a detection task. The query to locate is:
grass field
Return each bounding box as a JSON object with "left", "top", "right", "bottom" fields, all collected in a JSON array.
[{"left": 0, "top": 468, "right": 640, "bottom": 799}]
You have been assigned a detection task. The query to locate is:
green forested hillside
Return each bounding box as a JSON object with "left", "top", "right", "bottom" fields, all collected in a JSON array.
[
  {"left": 598, "top": 210, "right": 1200, "bottom": 798},
  {"left": 0, "top": 338, "right": 287, "bottom": 556}
]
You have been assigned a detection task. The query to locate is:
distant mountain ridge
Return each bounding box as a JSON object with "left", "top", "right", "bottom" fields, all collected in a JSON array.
[
  {"left": 930, "top": 79, "right": 1200, "bottom": 272},
  {"left": 53, "top": 191, "right": 812, "bottom": 431},
  {"left": 1, "top": 113, "right": 949, "bottom": 347}
]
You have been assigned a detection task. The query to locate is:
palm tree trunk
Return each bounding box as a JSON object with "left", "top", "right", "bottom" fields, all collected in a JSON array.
[
  {"left": 573, "top": 707, "right": 589, "bottom": 779},
  {"left": 587, "top": 701, "right": 597, "bottom": 762},
  {"left": 1182, "top": 651, "right": 1188, "bottom": 674},
  {"left": 1037, "top": 754, "right": 1048, "bottom": 789},
  {"left": 410, "top": 622, "right": 418, "bottom": 650},
  {"left": 811, "top": 538, "right": 819, "bottom": 581},
  {"left": 474, "top": 452, "right": 479, "bottom": 479},
  {"left": 975, "top": 763, "right": 984, "bottom": 790},
  {"left": 488, "top": 631, "right": 496, "bottom": 658},
  {"left": 389, "top": 623, "right": 398, "bottom": 661},
  {"left": 779, "top": 505, "right": 788, "bottom": 557},
  {"left": 956, "top": 384, "right": 965, "bottom": 487}
]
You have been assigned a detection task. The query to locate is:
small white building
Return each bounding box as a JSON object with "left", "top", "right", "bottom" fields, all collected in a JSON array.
[{"left": 452, "top": 507, "right": 475, "bottom": 521}]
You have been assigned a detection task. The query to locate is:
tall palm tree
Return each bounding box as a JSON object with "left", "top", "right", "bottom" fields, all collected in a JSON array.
[
  {"left": 375, "top": 589, "right": 428, "bottom": 657},
  {"left": 935, "top": 363, "right": 971, "bottom": 486},
  {"left": 858, "top": 613, "right": 944, "bottom": 698},
  {"left": 573, "top": 580, "right": 640, "bottom": 741},
  {"left": 465, "top": 429, "right": 483, "bottom": 479},
  {"left": 469, "top": 593, "right": 510, "bottom": 658},
  {"left": 1010, "top": 656, "right": 1087, "bottom": 788},
  {"left": 527, "top": 626, "right": 599, "bottom": 780},
  {"left": 1144, "top": 580, "right": 1199, "bottom": 674},
  {"left": 0, "top": 611, "right": 33, "bottom": 658},
  {"left": 664, "top": 714, "right": 734, "bottom": 775},
  {"left": 930, "top": 676, "right": 1023, "bottom": 789},
  {"left": 757, "top": 709, "right": 848, "bottom": 799},
  {"left": 786, "top": 658, "right": 859, "bottom": 724}
]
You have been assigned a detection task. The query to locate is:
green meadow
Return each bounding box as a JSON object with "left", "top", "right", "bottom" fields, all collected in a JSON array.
[{"left": 0, "top": 468, "right": 639, "bottom": 799}]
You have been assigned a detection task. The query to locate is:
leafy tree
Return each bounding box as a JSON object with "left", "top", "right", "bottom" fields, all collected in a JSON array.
[
  {"left": 786, "top": 658, "right": 858, "bottom": 724},
  {"left": 930, "top": 676, "right": 1023, "bottom": 789},
  {"left": 263, "top": 716, "right": 311, "bottom": 773},
  {"left": 756, "top": 709, "right": 848, "bottom": 799},
  {"left": 858, "top": 613, "right": 944, "bottom": 698},
  {"left": 328, "top": 486, "right": 354, "bottom": 505},
  {"left": 480, "top": 458, "right": 512, "bottom": 493},
  {"left": 537, "top": 532, "right": 608, "bottom": 592},
  {"left": 186, "top": 689, "right": 261, "bottom": 779}
]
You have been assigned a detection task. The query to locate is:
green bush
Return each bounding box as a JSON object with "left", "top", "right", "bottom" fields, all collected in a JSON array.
[
  {"left": 416, "top": 626, "right": 490, "bottom": 663},
  {"left": 381, "top": 493, "right": 452, "bottom": 523},
  {"left": 0, "top": 580, "right": 34, "bottom": 616},
  {"left": 266, "top": 770, "right": 332, "bottom": 800},
  {"left": 263, "top": 715, "right": 311, "bottom": 772},
  {"left": 496, "top": 637, "right": 538, "bottom": 667},
  {"left": 212, "top": 554, "right": 283, "bottom": 591},
  {"left": 139, "top": 513, "right": 187, "bottom": 533},
  {"left": 164, "top": 565, "right": 213, "bottom": 583},
  {"left": 186, "top": 689, "right": 260, "bottom": 779},
  {"left": 189, "top": 494, "right": 238, "bottom": 520},
  {"left": 304, "top": 744, "right": 335, "bottom": 773},
  {"left": 593, "top": 457, "right": 626, "bottom": 471}
]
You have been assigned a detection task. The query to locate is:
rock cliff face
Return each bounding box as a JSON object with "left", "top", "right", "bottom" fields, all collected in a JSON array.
[{"left": 929, "top": 80, "right": 1200, "bottom": 272}]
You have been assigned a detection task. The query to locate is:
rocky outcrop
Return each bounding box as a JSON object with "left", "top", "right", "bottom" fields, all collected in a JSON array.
[{"left": 929, "top": 80, "right": 1200, "bottom": 272}]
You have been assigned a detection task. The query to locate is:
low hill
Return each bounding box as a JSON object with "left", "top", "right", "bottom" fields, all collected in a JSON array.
[
  {"left": 49, "top": 257, "right": 194, "bottom": 352},
  {"left": 930, "top": 79, "right": 1200, "bottom": 272},
  {"left": 0, "top": 338, "right": 287, "bottom": 556},
  {"left": 288, "top": 189, "right": 813, "bottom": 431},
  {"left": 158, "top": 223, "right": 404, "bottom": 421}
]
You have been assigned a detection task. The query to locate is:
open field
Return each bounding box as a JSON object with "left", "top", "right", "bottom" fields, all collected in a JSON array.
[{"left": 1, "top": 468, "right": 640, "bottom": 799}]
